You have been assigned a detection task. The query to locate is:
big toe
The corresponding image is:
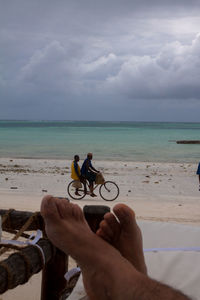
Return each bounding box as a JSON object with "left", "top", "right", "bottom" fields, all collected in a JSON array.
[{"left": 40, "top": 195, "right": 60, "bottom": 221}]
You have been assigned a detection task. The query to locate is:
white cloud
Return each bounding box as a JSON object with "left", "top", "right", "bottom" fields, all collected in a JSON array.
[
  {"left": 104, "top": 33, "right": 200, "bottom": 100},
  {"left": 1, "top": 0, "right": 200, "bottom": 120}
]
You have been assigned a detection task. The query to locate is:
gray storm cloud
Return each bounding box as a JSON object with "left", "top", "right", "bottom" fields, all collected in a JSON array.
[
  {"left": 1, "top": 0, "right": 200, "bottom": 120},
  {"left": 105, "top": 34, "right": 200, "bottom": 100},
  {"left": 12, "top": 33, "right": 200, "bottom": 100}
]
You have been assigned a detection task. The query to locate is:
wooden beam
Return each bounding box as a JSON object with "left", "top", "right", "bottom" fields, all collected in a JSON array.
[
  {"left": 0, "top": 209, "right": 44, "bottom": 231},
  {"left": 41, "top": 249, "right": 68, "bottom": 300},
  {"left": 0, "top": 239, "right": 54, "bottom": 294},
  {"left": 0, "top": 205, "right": 110, "bottom": 299}
]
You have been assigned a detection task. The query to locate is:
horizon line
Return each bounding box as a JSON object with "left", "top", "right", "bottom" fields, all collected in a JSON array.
[{"left": 0, "top": 119, "right": 200, "bottom": 124}]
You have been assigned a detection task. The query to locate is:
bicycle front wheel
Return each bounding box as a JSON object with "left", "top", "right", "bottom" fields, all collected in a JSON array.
[
  {"left": 67, "top": 181, "right": 86, "bottom": 200},
  {"left": 99, "top": 181, "right": 119, "bottom": 201}
]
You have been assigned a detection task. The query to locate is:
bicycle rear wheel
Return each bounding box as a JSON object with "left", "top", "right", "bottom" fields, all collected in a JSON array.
[
  {"left": 99, "top": 181, "right": 119, "bottom": 201},
  {"left": 67, "top": 180, "right": 86, "bottom": 200}
]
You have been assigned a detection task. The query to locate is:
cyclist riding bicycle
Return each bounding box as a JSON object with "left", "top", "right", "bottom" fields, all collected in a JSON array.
[{"left": 81, "top": 153, "right": 99, "bottom": 197}]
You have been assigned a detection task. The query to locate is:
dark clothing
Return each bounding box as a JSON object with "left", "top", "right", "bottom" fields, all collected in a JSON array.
[
  {"left": 197, "top": 162, "right": 200, "bottom": 175},
  {"left": 81, "top": 158, "right": 91, "bottom": 176},
  {"left": 86, "top": 172, "right": 96, "bottom": 183},
  {"left": 81, "top": 158, "right": 97, "bottom": 183}
]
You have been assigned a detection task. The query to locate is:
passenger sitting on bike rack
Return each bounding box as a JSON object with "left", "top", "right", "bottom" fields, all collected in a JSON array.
[
  {"left": 71, "top": 155, "right": 82, "bottom": 196},
  {"left": 81, "top": 153, "right": 100, "bottom": 197}
]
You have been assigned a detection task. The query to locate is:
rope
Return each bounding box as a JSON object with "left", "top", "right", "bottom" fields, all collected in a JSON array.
[
  {"left": 0, "top": 211, "right": 40, "bottom": 256},
  {"left": 0, "top": 210, "right": 56, "bottom": 294},
  {"left": 1, "top": 209, "right": 15, "bottom": 227},
  {"left": 0, "top": 248, "right": 36, "bottom": 292},
  {"left": 3, "top": 228, "right": 30, "bottom": 239},
  {"left": 12, "top": 212, "right": 40, "bottom": 240},
  {"left": 0, "top": 232, "right": 45, "bottom": 265},
  {"left": 0, "top": 238, "right": 48, "bottom": 293}
]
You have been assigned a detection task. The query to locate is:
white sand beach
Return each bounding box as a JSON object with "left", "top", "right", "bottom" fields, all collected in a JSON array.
[
  {"left": 0, "top": 157, "right": 199, "bottom": 225},
  {"left": 0, "top": 157, "right": 200, "bottom": 300}
]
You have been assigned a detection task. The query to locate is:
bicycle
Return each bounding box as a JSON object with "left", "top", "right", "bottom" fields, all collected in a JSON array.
[{"left": 67, "top": 179, "right": 119, "bottom": 201}]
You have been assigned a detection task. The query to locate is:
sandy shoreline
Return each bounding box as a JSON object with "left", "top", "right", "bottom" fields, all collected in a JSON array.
[
  {"left": 0, "top": 157, "right": 199, "bottom": 225},
  {"left": 0, "top": 157, "right": 200, "bottom": 300}
]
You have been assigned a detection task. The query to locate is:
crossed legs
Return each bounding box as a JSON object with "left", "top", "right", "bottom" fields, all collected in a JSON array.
[
  {"left": 41, "top": 196, "right": 142, "bottom": 299},
  {"left": 41, "top": 196, "right": 191, "bottom": 300}
]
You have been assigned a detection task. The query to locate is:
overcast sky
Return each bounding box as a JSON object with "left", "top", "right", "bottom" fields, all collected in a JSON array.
[{"left": 1, "top": 0, "right": 200, "bottom": 122}]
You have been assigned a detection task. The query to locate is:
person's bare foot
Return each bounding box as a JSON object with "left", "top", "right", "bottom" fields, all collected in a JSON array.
[
  {"left": 96, "top": 203, "right": 147, "bottom": 275},
  {"left": 40, "top": 196, "right": 143, "bottom": 299}
]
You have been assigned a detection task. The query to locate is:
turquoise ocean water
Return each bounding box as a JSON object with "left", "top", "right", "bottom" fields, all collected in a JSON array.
[{"left": 0, "top": 121, "right": 200, "bottom": 162}]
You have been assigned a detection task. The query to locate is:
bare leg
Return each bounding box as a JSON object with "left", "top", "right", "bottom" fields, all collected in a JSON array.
[
  {"left": 198, "top": 175, "right": 200, "bottom": 190},
  {"left": 81, "top": 178, "right": 87, "bottom": 194},
  {"left": 89, "top": 182, "right": 93, "bottom": 194},
  {"left": 41, "top": 196, "right": 142, "bottom": 299},
  {"left": 41, "top": 196, "right": 191, "bottom": 300},
  {"left": 96, "top": 204, "right": 147, "bottom": 274},
  {"left": 75, "top": 188, "right": 81, "bottom": 196},
  {"left": 89, "top": 182, "right": 96, "bottom": 197}
]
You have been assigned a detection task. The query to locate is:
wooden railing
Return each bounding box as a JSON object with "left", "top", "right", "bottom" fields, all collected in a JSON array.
[{"left": 0, "top": 205, "right": 110, "bottom": 300}]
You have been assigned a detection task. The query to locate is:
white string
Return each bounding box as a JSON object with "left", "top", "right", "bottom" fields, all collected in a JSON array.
[
  {"left": 0, "top": 230, "right": 45, "bottom": 264},
  {"left": 27, "top": 230, "right": 45, "bottom": 264},
  {"left": 64, "top": 267, "right": 81, "bottom": 282}
]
